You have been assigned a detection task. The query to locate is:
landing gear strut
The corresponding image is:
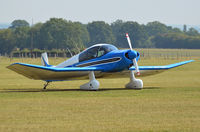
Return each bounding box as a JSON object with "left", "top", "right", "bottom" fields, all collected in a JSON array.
[
  {"left": 80, "top": 71, "right": 99, "bottom": 90},
  {"left": 43, "top": 81, "right": 50, "bottom": 90}
]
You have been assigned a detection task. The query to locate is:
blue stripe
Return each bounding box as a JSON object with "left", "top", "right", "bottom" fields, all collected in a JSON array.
[{"left": 10, "top": 63, "right": 103, "bottom": 72}]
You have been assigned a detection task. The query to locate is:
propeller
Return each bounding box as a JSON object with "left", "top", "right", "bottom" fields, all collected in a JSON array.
[{"left": 126, "top": 33, "right": 140, "bottom": 75}]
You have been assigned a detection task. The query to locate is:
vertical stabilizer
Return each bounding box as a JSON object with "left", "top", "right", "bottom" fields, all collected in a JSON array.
[{"left": 41, "top": 52, "right": 49, "bottom": 66}]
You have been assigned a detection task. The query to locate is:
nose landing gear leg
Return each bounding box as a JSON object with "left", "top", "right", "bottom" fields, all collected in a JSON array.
[{"left": 125, "top": 71, "right": 143, "bottom": 89}]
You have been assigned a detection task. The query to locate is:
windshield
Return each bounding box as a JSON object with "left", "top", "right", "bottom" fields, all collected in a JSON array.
[
  {"left": 101, "top": 45, "right": 118, "bottom": 53},
  {"left": 79, "top": 44, "right": 118, "bottom": 62}
]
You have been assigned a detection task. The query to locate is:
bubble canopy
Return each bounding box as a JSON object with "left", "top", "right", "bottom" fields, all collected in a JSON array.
[{"left": 79, "top": 44, "right": 118, "bottom": 62}]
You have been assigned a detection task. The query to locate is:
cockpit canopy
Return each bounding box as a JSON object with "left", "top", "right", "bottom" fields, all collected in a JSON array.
[{"left": 79, "top": 44, "right": 118, "bottom": 62}]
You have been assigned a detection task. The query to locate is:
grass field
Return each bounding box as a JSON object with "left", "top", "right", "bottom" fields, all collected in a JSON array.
[{"left": 0, "top": 49, "right": 200, "bottom": 132}]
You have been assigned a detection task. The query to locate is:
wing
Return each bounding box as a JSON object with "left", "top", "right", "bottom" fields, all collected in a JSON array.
[
  {"left": 7, "top": 63, "right": 103, "bottom": 81},
  {"left": 129, "top": 60, "right": 194, "bottom": 76}
]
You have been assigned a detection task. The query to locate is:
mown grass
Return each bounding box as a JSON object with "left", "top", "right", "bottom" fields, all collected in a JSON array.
[{"left": 0, "top": 50, "right": 200, "bottom": 132}]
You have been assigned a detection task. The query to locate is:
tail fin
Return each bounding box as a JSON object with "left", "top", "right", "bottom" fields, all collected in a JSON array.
[{"left": 41, "top": 52, "right": 49, "bottom": 66}]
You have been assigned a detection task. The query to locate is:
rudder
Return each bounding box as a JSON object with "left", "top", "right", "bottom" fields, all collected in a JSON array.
[{"left": 41, "top": 52, "right": 49, "bottom": 66}]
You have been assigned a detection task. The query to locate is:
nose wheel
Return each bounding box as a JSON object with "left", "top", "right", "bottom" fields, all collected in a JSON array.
[{"left": 125, "top": 71, "right": 143, "bottom": 89}]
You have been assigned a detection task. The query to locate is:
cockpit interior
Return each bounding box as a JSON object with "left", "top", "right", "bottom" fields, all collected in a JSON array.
[{"left": 79, "top": 44, "right": 118, "bottom": 62}]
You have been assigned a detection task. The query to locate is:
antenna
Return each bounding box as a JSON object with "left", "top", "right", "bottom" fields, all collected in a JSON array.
[{"left": 31, "top": 18, "right": 33, "bottom": 58}]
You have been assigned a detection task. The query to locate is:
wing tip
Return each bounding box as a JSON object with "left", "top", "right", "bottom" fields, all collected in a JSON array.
[{"left": 7, "top": 63, "right": 24, "bottom": 69}]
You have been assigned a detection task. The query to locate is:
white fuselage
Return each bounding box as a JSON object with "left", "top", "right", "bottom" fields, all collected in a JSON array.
[{"left": 56, "top": 54, "right": 79, "bottom": 68}]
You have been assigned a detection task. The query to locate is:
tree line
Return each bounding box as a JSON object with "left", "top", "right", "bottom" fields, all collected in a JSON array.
[{"left": 0, "top": 18, "right": 200, "bottom": 55}]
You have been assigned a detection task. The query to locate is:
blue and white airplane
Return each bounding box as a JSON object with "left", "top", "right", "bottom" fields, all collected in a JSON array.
[{"left": 7, "top": 33, "right": 194, "bottom": 90}]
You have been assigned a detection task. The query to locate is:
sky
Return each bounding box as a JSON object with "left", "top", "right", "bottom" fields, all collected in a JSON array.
[{"left": 0, "top": 0, "right": 200, "bottom": 25}]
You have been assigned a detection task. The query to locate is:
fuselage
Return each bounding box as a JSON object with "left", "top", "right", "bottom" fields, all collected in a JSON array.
[
  {"left": 54, "top": 44, "right": 140, "bottom": 79},
  {"left": 56, "top": 44, "right": 139, "bottom": 71}
]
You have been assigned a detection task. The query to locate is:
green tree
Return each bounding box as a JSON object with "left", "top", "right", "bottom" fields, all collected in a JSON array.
[
  {"left": 0, "top": 29, "right": 15, "bottom": 54},
  {"left": 183, "top": 24, "right": 187, "bottom": 32},
  {"left": 39, "top": 18, "right": 85, "bottom": 51},
  {"left": 171, "top": 28, "right": 182, "bottom": 33},
  {"left": 87, "top": 21, "right": 115, "bottom": 46},
  {"left": 186, "top": 28, "right": 199, "bottom": 36},
  {"left": 111, "top": 20, "right": 148, "bottom": 48},
  {"left": 29, "top": 23, "right": 43, "bottom": 50},
  {"left": 74, "top": 22, "right": 90, "bottom": 47},
  {"left": 13, "top": 26, "right": 30, "bottom": 49},
  {"left": 145, "top": 21, "right": 169, "bottom": 36},
  {"left": 9, "top": 20, "right": 29, "bottom": 29},
  {"left": 152, "top": 33, "right": 200, "bottom": 49}
]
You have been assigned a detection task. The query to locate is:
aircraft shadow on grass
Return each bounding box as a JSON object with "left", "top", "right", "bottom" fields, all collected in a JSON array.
[{"left": 0, "top": 87, "right": 160, "bottom": 93}]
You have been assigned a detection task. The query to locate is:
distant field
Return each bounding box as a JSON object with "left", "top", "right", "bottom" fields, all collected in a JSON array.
[
  {"left": 0, "top": 49, "right": 200, "bottom": 132},
  {"left": 133, "top": 48, "right": 200, "bottom": 60}
]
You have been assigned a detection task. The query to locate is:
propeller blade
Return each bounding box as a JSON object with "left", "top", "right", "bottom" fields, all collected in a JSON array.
[
  {"left": 133, "top": 58, "right": 140, "bottom": 75},
  {"left": 126, "top": 33, "right": 133, "bottom": 50},
  {"left": 126, "top": 33, "right": 140, "bottom": 75}
]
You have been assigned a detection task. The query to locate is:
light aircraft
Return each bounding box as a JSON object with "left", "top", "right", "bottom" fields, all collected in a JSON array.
[{"left": 7, "top": 33, "right": 194, "bottom": 90}]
